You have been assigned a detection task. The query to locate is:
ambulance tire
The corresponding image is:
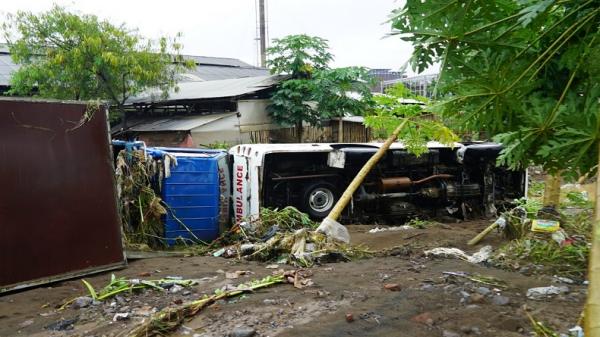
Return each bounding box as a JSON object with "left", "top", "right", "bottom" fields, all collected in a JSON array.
[{"left": 302, "top": 181, "right": 338, "bottom": 219}]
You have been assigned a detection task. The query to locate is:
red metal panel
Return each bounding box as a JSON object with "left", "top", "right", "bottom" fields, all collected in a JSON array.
[{"left": 0, "top": 98, "right": 125, "bottom": 291}]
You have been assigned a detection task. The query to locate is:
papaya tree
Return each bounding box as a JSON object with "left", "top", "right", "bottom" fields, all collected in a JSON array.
[
  {"left": 312, "top": 66, "right": 374, "bottom": 142},
  {"left": 266, "top": 34, "right": 333, "bottom": 142},
  {"left": 390, "top": 0, "right": 599, "bottom": 334}
]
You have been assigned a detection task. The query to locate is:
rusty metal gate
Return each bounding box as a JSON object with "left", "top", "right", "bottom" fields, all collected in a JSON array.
[{"left": 0, "top": 98, "right": 125, "bottom": 292}]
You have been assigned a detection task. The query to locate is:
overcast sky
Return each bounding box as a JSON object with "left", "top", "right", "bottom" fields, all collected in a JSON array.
[{"left": 1, "top": 0, "right": 433, "bottom": 75}]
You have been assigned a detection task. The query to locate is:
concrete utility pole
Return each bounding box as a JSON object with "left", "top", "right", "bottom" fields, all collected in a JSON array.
[{"left": 259, "top": 0, "right": 267, "bottom": 68}]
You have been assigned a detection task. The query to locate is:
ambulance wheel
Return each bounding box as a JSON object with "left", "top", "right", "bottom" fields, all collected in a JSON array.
[{"left": 302, "top": 181, "right": 338, "bottom": 219}]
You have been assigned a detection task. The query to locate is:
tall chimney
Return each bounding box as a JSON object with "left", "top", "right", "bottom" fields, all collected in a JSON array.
[{"left": 259, "top": 0, "right": 267, "bottom": 68}]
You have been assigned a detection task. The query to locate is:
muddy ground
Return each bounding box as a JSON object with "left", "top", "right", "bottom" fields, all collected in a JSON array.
[{"left": 0, "top": 220, "right": 585, "bottom": 337}]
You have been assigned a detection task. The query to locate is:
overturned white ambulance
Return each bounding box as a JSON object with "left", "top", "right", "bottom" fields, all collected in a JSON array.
[{"left": 229, "top": 142, "right": 526, "bottom": 224}]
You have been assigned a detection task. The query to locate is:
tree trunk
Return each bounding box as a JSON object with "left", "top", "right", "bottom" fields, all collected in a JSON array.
[
  {"left": 338, "top": 114, "right": 344, "bottom": 143},
  {"left": 585, "top": 142, "right": 600, "bottom": 336},
  {"left": 324, "top": 119, "right": 408, "bottom": 222},
  {"left": 296, "top": 121, "right": 303, "bottom": 143},
  {"left": 542, "top": 173, "right": 561, "bottom": 208}
]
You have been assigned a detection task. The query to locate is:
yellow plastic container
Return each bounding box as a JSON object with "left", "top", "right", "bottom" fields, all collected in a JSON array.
[{"left": 531, "top": 219, "right": 560, "bottom": 233}]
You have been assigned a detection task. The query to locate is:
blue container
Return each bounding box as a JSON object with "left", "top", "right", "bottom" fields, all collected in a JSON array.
[{"left": 159, "top": 149, "right": 227, "bottom": 245}]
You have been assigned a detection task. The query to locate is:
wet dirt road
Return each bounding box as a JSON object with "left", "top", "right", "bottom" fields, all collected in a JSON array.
[{"left": 0, "top": 220, "right": 586, "bottom": 337}]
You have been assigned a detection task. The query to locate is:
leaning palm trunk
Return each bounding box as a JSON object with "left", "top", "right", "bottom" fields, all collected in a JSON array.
[
  {"left": 317, "top": 120, "right": 408, "bottom": 242},
  {"left": 585, "top": 142, "right": 600, "bottom": 336}
]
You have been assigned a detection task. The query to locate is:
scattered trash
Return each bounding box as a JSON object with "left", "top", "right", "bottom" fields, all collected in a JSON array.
[
  {"left": 345, "top": 313, "right": 355, "bottom": 322},
  {"left": 469, "top": 245, "right": 493, "bottom": 263},
  {"left": 368, "top": 225, "right": 412, "bottom": 233},
  {"left": 113, "top": 313, "right": 130, "bottom": 322},
  {"left": 265, "top": 264, "right": 279, "bottom": 269},
  {"left": 169, "top": 284, "right": 184, "bottom": 294},
  {"left": 490, "top": 201, "right": 591, "bottom": 278},
  {"left": 424, "top": 245, "right": 492, "bottom": 264},
  {"left": 569, "top": 325, "right": 584, "bottom": 337},
  {"left": 526, "top": 285, "right": 569, "bottom": 300},
  {"left": 531, "top": 219, "right": 560, "bottom": 233},
  {"left": 45, "top": 317, "right": 78, "bottom": 331},
  {"left": 553, "top": 275, "right": 575, "bottom": 284},
  {"left": 316, "top": 217, "right": 350, "bottom": 243}
]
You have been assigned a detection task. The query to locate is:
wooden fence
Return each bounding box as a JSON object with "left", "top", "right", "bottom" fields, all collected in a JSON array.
[{"left": 248, "top": 121, "right": 374, "bottom": 144}]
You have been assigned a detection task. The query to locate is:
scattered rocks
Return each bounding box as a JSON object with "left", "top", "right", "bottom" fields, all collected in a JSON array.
[
  {"left": 45, "top": 317, "right": 78, "bottom": 331},
  {"left": 384, "top": 283, "right": 401, "bottom": 291},
  {"left": 476, "top": 287, "right": 491, "bottom": 296},
  {"left": 18, "top": 319, "right": 34, "bottom": 328},
  {"left": 469, "top": 293, "right": 486, "bottom": 304},
  {"left": 460, "top": 325, "right": 482, "bottom": 335},
  {"left": 491, "top": 295, "right": 510, "bottom": 306},
  {"left": 442, "top": 330, "right": 461, "bottom": 337},
  {"left": 411, "top": 312, "right": 433, "bottom": 326},
  {"left": 228, "top": 326, "right": 256, "bottom": 337},
  {"left": 115, "top": 295, "right": 127, "bottom": 305},
  {"left": 420, "top": 284, "right": 434, "bottom": 291},
  {"left": 72, "top": 296, "right": 93, "bottom": 309},
  {"left": 518, "top": 266, "right": 533, "bottom": 276}
]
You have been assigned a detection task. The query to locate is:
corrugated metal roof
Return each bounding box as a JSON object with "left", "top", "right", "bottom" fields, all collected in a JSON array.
[
  {"left": 0, "top": 43, "right": 270, "bottom": 85},
  {"left": 186, "top": 66, "right": 269, "bottom": 81},
  {"left": 183, "top": 55, "right": 254, "bottom": 68},
  {"left": 128, "top": 75, "right": 282, "bottom": 104},
  {"left": 127, "top": 112, "right": 236, "bottom": 132}
]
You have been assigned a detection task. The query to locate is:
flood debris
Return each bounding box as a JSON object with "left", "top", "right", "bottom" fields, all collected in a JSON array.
[
  {"left": 115, "top": 149, "right": 173, "bottom": 248},
  {"left": 368, "top": 225, "right": 412, "bottom": 233},
  {"left": 442, "top": 271, "right": 508, "bottom": 289},
  {"left": 526, "top": 286, "right": 570, "bottom": 300},
  {"left": 127, "top": 270, "right": 309, "bottom": 337},
  {"left": 213, "top": 207, "right": 371, "bottom": 267},
  {"left": 471, "top": 195, "right": 594, "bottom": 278},
  {"left": 61, "top": 274, "right": 198, "bottom": 309},
  {"left": 424, "top": 245, "right": 492, "bottom": 264}
]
